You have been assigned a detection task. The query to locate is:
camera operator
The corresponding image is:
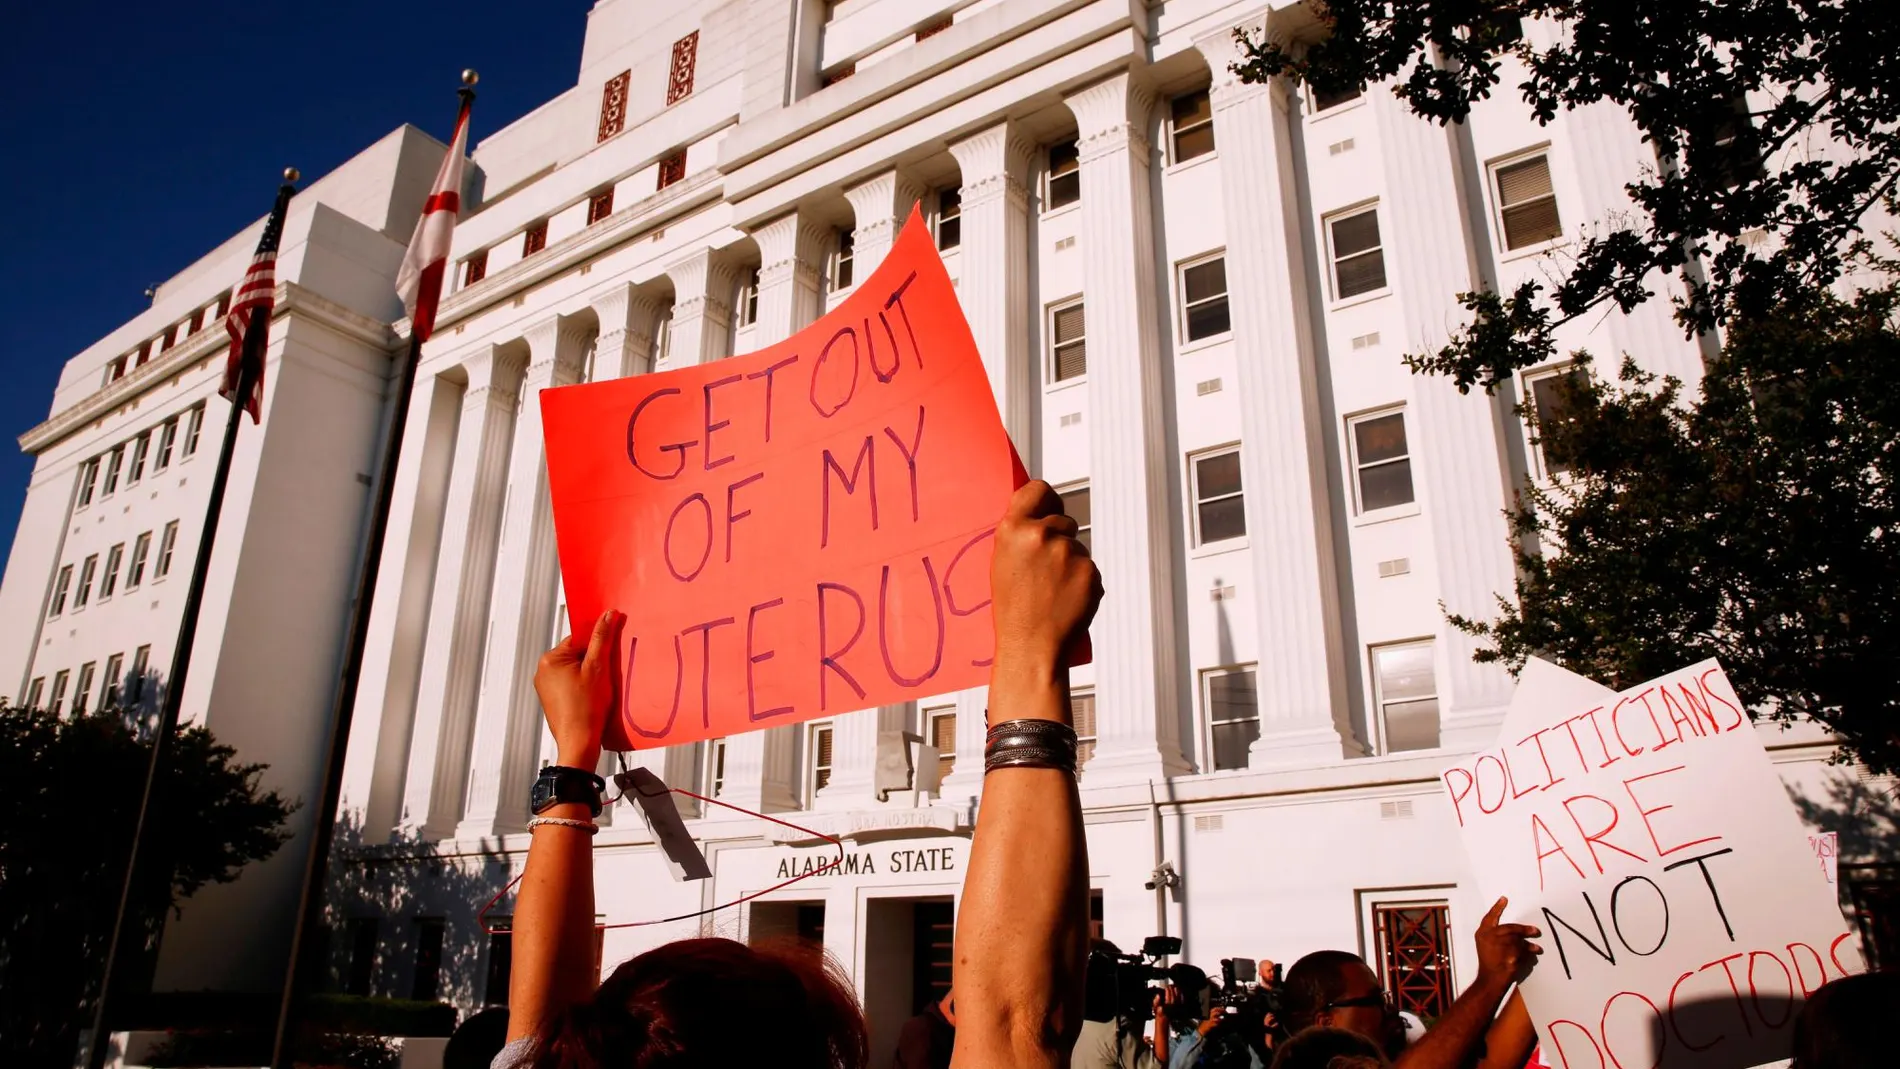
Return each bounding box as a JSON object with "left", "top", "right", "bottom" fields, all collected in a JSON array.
[
  {"left": 1073, "top": 942, "right": 1162, "bottom": 1069},
  {"left": 1165, "top": 960, "right": 1276, "bottom": 1069},
  {"left": 1277, "top": 898, "right": 1540, "bottom": 1069}
]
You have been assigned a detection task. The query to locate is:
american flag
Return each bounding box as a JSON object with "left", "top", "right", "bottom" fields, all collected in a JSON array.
[{"left": 220, "top": 249, "right": 276, "bottom": 423}]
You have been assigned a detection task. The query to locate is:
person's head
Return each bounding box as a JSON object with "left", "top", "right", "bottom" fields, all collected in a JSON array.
[
  {"left": 443, "top": 1006, "right": 510, "bottom": 1069},
  {"left": 1267, "top": 1026, "right": 1389, "bottom": 1069},
  {"left": 1279, "top": 951, "right": 1404, "bottom": 1058},
  {"left": 528, "top": 937, "right": 867, "bottom": 1069},
  {"left": 1791, "top": 972, "right": 1900, "bottom": 1069}
]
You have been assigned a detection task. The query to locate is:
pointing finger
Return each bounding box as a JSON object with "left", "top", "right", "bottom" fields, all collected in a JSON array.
[{"left": 1482, "top": 896, "right": 1508, "bottom": 928}]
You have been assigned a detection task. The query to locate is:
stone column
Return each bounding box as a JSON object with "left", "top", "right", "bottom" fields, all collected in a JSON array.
[
  {"left": 843, "top": 168, "right": 926, "bottom": 274},
  {"left": 340, "top": 370, "right": 465, "bottom": 843},
  {"left": 458, "top": 317, "right": 591, "bottom": 837},
  {"left": 1195, "top": 27, "right": 1359, "bottom": 765},
  {"left": 1065, "top": 71, "right": 1191, "bottom": 783},
  {"left": 750, "top": 210, "right": 828, "bottom": 346},
  {"left": 400, "top": 345, "right": 524, "bottom": 838},
  {"left": 938, "top": 120, "right": 1035, "bottom": 801},
  {"left": 1369, "top": 89, "right": 1518, "bottom": 748},
  {"left": 721, "top": 211, "right": 829, "bottom": 812},
  {"left": 662, "top": 250, "right": 737, "bottom": 368},
  {"left": 592, "top": 281, "right": 664, "bottom": 380}
]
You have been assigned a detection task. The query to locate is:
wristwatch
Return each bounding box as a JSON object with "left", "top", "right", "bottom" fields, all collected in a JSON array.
[{"left": 531, "top": 764, "right": 606, "bottom": 817}]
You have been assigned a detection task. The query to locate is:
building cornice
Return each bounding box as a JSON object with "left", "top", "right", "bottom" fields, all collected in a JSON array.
[
  {"left": 19, "top": 281, "right": 398, "bottom": 455},
  {"left": 412, "top": 168, "right": 725, "bottom": 340}
]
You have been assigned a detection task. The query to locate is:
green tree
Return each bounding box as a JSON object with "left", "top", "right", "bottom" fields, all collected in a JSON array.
[
  {"left": 0, "top": 697, "right": 294, "bottom": 1068},
  {"left": 1235, "top": 2, "right": 1900, "bottom": 770}
]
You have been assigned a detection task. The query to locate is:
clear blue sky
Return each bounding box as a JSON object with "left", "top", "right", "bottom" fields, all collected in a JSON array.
[{"left": 0, "top": 1, "right": 594, "bottom": 563}]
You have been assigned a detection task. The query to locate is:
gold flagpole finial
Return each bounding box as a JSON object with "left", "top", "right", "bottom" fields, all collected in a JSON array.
[
  {"left": 283, "top": 167, "right": 301, "bottom": 184},
  {"left": 462, "top": 69, "right": 480, "bottom": 87}
]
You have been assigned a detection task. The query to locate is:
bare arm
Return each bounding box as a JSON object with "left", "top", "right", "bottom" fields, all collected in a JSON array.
[
  {"left": 1396, "top": 898, "right": 1540, "bottom": 1069},
  {"left": 1473, "top": 991, "right": 1536, "bottom": 1069},
  {"left": 506, "top": 611, "right": 624, "bottom": 1043},
  {"left": 951, "top": 481, "right": 1099, "bottom": 1069}
]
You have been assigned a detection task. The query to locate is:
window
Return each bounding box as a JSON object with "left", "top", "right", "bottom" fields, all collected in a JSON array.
[
  {"left": 101, "top": 544, "right": 124, "bottom": 600},
  {"left": 50, "top": 671, "right": 70, "bottom": 716},
  {"left": 1047, "top": 140, "right": 1080, "bottom": 209},
  {"left": 667, "top": 32, "right": 699, "bottom": 105},
  {"left": 1495, "top": 154, "right": 1562, "bottom": 250},
  {"left": 217, "top": 291, "right": 231, "bottom": 319},
  {"left": 707, "top": 737, "right": 728, "bottom": 797},
  {"left": 737, "top": 267, "right": 760, "bottom": 328},
  {"left": 411, "top": 918, "right": 446, "bottom": 1001},
  {"left": 522, "top": 221, "right": 549, "bottom": 257},
  {"left": 128, "top": 433, "right": 150, "bottom": 485},
  {"left": 77, "top": 458, "right": 99, "bottom": 508},
  {"left": 183, "top": 404, "right": 205, "bottom": 457},
  {"left": 136, "top": 340, "right": 153, "bottom": 367},
  {"left": 1205, "top": 667, "right": 1260, "bottom": 772},
  {"left": 1180, "top": 256, "right": 1231, "bottom": 341},
  {"left": 156, "top": 521, "right": 180, "bottom": 579},
  {"left": 597, "top": 69, "right": 631, "bottom": 142},
  {"left": 1058, "top": 485, "right": 1091, "bottom": 553},
  {"left": 1070, "top": 689, "right": 1096, "bottom": 767},
  {"left": 484, "top": 924, "right": 513, "bottom": 1005},
  {"left": 1373, "top": 901, "right": 1455, "bottom": 1020},
  {"left": 1171, "top": 89, "right": 1216, "bottom": 162},
  {"left": 75, "top": 555, "right": 98, "bottom": 609},
  {"left": 1329, "top": 208, "right": 1387, "bottom": 299},
  {"left": 833, "top": 230, "right": 855, "bottom": 290},
  {"left": 189, "top": 308, "right": 204, "bottom": 335},
  {"left": 1191, "top": 449, "right": 1246, "bottom": 545},
  {"left": 657, "top": 149, "right": 687, "bottom": 191},
  {"left": 74, "top": 662, "right": 96, "bottom": 715},
  {"left": 131, "top": 645, "right": 151, "bottom": 703},
  {"left": 463, "top": 250, "right": 489, "bottom": 287},
  {"left": 586, "top": 188, "right": 614, "bottom": 226},
  {"left": 104, "top": 356, "right": 127, "bottom": 386},
  {"left": 936, "top": 188, "right": 961, "bottom": 251},
  {"left": 154, "top": 419, "right": 177, "bottom": 472},
  {"left": 1525, "top": 365, "right": 1586, "bottom": 477},
  {"left": 1371, "top": 641, "right": 1440, "bottom": 753},
  {"left": 161, "top": 325, "right": 177, "bottom": 352},
  {"left": 26, "top": 677, "right": 44, "bottom": 711},
  {"left": 1312, "top": 84, "right": 1363, "bottom": 112},
  {"left": 926, "top": 707, "right": 956, "bottom": 784},
  {"left": 1049, "top": 300, "right": 1086, "bottom": 382},
  {"left": 103, "top": 446, "right": 125, "bottom": 496},
  {"left": 346, "top": 918, "right": 380, "bottom": 997},
  {"left": 1349, "top": 411, "right": 1415, "bottom": 513},
  {"left": 103, "top": 653, "right": 124, "bottom": 709},
  {"left": 128, "top": 533, "right": 151, "bottom": 589},
  {"left": 49, "top": 565, "right": 72, "bottom": 617},
  {"left": 807, "top": 722, "right": 834, "bottom": 804},
  {"left": 1698, "top": 96, "right": 1765, "bottom": 189}
]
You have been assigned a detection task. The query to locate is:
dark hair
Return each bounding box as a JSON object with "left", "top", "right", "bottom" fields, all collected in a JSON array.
[
  {"left": 1279, "top": 951, "right": 1368, "bottom": 1036},
  {"left": 528, "top": 937, "right": 868, "bottom": 1069},
  {"left": 1267, "top": 1026, "right": 1388, "bottom": 1069},
  {"left": 1791, "top": 972, "right": 1900, "bottom": 1069},
  {"left": 444, "top": 1006, "right": 510, "bottom": 1069}
]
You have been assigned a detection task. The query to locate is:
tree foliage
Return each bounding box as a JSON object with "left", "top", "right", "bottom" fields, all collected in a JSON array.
[
  {"left": 1455, "top": 285, "right": 1900, "bottom": 774},
  {"left": 0, "top": 699, "right": 294, "bottom": 1068},
  {"left": 1237, "top": 0, "right": 1900, "bottom": 391}
]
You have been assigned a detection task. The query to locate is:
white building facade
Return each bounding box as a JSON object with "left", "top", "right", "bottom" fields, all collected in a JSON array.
[{"left": 3, "top": 0, "right": 1873, "bottom": 1053}]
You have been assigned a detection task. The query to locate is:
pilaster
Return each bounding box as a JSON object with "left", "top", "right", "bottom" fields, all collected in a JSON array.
[
  {"left": 1195, "top": 29, "right": 1360, "bottom": 765},
  {"left": 662, "top": 250, "right": 737, "bottom": 368},
  {"left": 591, "top": 281, "right": 665, "bottom": 380},
  {"left": 1064, "top": 71, "right": 1191, "bottom": 782},
  {"left": 749, "top": 210, "right": 828, "bottom": 346},
  {"left": 400, "top": 345, "right": 525, "bottom": 838},
  {"left": 457, "top": 317, "right": 591, "bottom": 837},
  {"left": 843, "top": 168, "right": 926, "bottom": 275}
]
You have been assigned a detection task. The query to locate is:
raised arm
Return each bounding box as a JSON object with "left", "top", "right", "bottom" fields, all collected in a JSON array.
[
  {"left": 1396, "top": 898, "right": 1540, "bottom": 1069},
  {"left": 506, "top": 610, "right": 624, "bottom": 1043},
  {"left": 952, "top": 481, "right": 1101, "bottom": 1069}
]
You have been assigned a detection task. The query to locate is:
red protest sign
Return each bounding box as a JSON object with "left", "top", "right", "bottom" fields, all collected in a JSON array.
[{"left": 543, "top": 207, "right": 1028, "bottom": 752}]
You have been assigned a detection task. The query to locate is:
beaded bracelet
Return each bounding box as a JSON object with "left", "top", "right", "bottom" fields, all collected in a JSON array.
[{"left": 528, "top": 816, "right": 600, "bottom": 835}]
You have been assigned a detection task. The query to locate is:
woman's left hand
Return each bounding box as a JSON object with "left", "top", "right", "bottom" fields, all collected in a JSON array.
[{"left": 534, "top": 610, "right": 624, "bottom": 768}]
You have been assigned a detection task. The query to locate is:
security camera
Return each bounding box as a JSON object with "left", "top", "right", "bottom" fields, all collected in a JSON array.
[{"left": 1145, "top": 861, "right": 1181, "bottom": 891}]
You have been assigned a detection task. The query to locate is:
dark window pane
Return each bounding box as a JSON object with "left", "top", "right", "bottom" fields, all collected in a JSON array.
[
  {"left": 1053, "top": 303, "right": 1085, "bottom": 344},
  {"left": 1196, "top": 451, "right": 1243, "bottom": 499},
  {"left": 1335, "top": 250, "right": 1386, "bottom": 298},
  {"left": 1212, "top": 717, "right": 1260, "bottom": 771},
  {"left": 938, "top": 215, "right": 960, "bottom": 250},
  {"left": 1530, "top": 369, "right": 1585, "bottom": 474},
  {"left": 1496, "top": 156, "right": 1553, "bottom": 205},
  {"left": 1060, "top": 487, "right": 1091, "bottom": 529},
  {"left": 1184, "top": 259, "right": 1227, "bottom": 304},
  {"left": 1049, "top": 139, "right": 1079, "bottom": 175},
  {"left": 1375, "top": 644, "right": 1436, "bottom": 702},
  {"left": 1502, "top": 197, "right": 1562, "bottom": 249},
  {"left": 1353, "top": 413, "right": 1409, "bottom": 464},
  {"left": 1054, "top": 340, "right": 1087, "bottom": 381},
  {"left": 1171, "top": 90, "right": 1212, "bottom": 129},
  {"left": 1332, "top": 211, "right": 1381, "bottom": 257},
  {"left": 1208, "top": 670, "right": 1257, "bottom": 724},
  {"left": 1174, "top": 123, "right": 1216, "bottom": 162},
  {"left": 1198, "top": 495, "right": 1247, "bottom": 543},
  {"left": 1358, "top": 458, "right": 1416, "bottom": 511},
  {"left": 1049, "top": 171, "right": 1080, "bottom": 208},
  {"left": 1384, "top": 697, "right": 1440, "bottom": 752},
  {"left": 1186, "top": 299, "right": 1231, "bottom": 341},
  {"left": 1313, "top": 84, "right": 1362, "bottom": 111}
]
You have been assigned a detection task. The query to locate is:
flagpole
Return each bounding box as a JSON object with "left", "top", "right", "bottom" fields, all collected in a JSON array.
[
  {"left": 84, "top": 171, "right": 299, "bottom": 1069},
  {"left": 269, "top": 73, "right": 476, "bottom": 1069}
]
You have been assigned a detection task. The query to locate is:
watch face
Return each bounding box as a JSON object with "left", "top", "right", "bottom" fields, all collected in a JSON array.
[{"left": 531, "top": 770, "right": 560, "bottom": 814}]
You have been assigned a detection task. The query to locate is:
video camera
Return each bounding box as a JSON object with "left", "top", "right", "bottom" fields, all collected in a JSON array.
[{"left": 1089, "top": 935, "right": 1182, "bottom": 1025}]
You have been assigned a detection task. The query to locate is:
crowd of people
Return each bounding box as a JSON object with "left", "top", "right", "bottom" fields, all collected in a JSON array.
[{"left": 470, "top": 481, "right": 1889, "bottom": 1069}]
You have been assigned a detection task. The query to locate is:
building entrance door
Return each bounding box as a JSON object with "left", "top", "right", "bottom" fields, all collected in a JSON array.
[{"left": 864, "top": 896, "right": 954, "bottom": 1067}]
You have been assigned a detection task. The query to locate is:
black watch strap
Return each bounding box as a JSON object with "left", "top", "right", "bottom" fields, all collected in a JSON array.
[{"left": 532, "top": 764, "right": 605, "bottom": 817}]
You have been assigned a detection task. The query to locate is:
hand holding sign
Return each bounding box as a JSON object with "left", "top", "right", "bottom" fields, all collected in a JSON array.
[{"left": 543, "top": 207, "right": 1045, "bottom": 752}]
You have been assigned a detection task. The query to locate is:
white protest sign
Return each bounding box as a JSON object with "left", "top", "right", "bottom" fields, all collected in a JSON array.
[{"left": 1443, "top": 658, "right": 1862, "bottom": 1069}]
